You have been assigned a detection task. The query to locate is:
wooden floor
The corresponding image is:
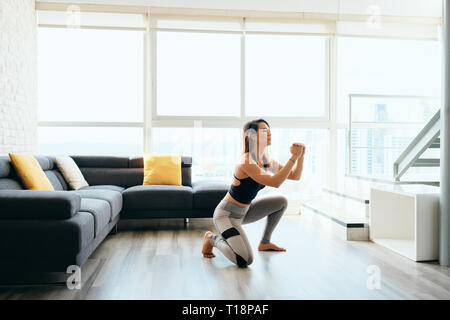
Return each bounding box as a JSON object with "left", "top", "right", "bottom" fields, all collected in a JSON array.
[{"left": 1, "top": 210, "right": 450, "bottom": 300}]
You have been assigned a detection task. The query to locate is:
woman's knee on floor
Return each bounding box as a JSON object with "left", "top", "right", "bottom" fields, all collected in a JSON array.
[
  {"left": 236, "top": 251, "right": 253, "bottom": 267},
  {"left": 234, "top": 244, "right": 253, "bottom": 267},
  {"left": 246, "top": 252, "right": 254, "bottom": 266}
]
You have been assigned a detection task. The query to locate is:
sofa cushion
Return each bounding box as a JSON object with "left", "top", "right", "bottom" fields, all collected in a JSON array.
[
  {"left": 55, "top": 156, "right": 89, "bottom": 190},
  {"left": 129, "top": 156, "right": 192, "bottom": 168},
  {"left": 70, "top": 189, "right": 122, "bottom": 220},
  {"left": 192, "top": 180, "right": 229, "bottom": 209},
  {"left": 8, "top": 154, "right": 54, "bottom": 190},
  {"left": 79, "top": 198, "right": 111, "bottom": 237},
  {"left": 123, "top": 185, "right": 193, "bottom": 210},
  {"left": 79, "top": 185, "right": 125, "bottom": 193},
  {"left": 143, "top": 154, "right": 182, "bottom": 186},
  {"left": 129, "top": 156, "right": 192, "bottom": 187}
]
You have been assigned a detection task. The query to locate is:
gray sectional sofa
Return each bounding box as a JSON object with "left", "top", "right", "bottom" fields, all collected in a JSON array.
[{"left": 0, "top": 155, "right": 229, "bottom": 273}]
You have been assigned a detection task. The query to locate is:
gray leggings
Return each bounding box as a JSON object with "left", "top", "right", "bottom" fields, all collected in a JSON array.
[{"left": 210, "top": 194, "right": 288, "bottom": 268}]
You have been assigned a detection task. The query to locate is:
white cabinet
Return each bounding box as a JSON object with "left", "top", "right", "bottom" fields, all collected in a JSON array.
[{"left": 369, "top": 184, "right": 440, "bottom": 261}]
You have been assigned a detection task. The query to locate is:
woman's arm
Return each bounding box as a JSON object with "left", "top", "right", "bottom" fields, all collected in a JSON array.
[
  {"left": 291, "top": 156, "right": 304, "bottom": 180},
  {"left": 269, "top": 157, "right": 303, "bottom": 181},
  {"left": 268, "top": 144, "right": 305, "bottom": 180},
  {"left": 241, "top": 153, "right": 300, "bottom": 188}
]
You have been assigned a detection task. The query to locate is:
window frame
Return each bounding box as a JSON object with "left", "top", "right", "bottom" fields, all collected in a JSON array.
[{"left": 150, "top": 22, "right": 331, "bottom": 123}]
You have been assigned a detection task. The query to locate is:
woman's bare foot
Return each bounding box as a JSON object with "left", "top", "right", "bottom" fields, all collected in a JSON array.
[
  {"left": 258, "top": 242, "right": 286, "bottom": 252},
  {"left": 202, "top": 231, "right": 216, "bottom": 258}
]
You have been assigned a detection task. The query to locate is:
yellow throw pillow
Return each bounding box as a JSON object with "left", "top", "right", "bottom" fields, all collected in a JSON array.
[
  {"left": 9, "top": 153, "right": 54, "bottom": 190},
  {"left": 143, "top": 154, "right": 182, "bottom": 186}
]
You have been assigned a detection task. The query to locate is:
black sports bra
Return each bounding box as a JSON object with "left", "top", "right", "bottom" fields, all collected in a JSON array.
[{"left": 228, "top": 164, "right": 268, "bottom": 205}]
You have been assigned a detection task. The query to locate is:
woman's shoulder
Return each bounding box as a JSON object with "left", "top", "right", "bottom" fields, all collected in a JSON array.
[
  {"left": 235, "top": 153, "right": 252, "bottom": 175},
  {"left": 238, "top": 153, "right": 271, "bottom": 172}
]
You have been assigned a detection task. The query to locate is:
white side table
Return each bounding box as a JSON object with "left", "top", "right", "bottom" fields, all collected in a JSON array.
[{"left": 369, "top": 184, "right": 440, "bottom": 261}]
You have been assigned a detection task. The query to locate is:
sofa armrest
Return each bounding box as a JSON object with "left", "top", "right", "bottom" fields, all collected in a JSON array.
[{"left": 0, "top": 190, "right": 81, "bottom": 220}]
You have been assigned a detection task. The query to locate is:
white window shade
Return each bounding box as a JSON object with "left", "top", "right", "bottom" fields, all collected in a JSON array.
[
  {"left": 151, "top": 15, "right": 242, "bottom": 31},
  {"left": 336, "top": 21, "right": 439, "bottom": 39},
  {"left": 37, "top": 10, "right": 145, "bottom": 29},
  {"left": 244, "top": 18, "right": 334, "bottom": 35}
]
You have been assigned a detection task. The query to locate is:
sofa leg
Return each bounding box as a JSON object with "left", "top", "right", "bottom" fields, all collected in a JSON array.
[
  {"left": 184, "top": 218, "right": 189, "bottom": 228},
  {"left": 114, "top": 223, "right": 118, "bottom": 234}
]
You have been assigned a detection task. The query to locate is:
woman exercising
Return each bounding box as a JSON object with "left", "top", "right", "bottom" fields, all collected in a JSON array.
[{"left": 202, "top": 119, "right": 305, "bottom": 267}]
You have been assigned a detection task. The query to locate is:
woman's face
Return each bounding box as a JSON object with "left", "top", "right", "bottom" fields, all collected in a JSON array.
[{"left": 257, "top": 122, "right": 271, "bottom": 148}]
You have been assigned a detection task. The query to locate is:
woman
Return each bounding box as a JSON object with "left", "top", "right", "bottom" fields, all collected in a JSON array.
[{"left": 202, "top": 119, "right": 305, "bottom": 267}]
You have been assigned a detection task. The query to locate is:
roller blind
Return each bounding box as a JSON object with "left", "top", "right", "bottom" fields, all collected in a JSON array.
[
  {"left": 37, "top": 10, "right": 145, "bottom": 29},
  {"left": 150, "top": 15, "right": 242, "bottom": 31},
  {"left": 244, "top": 18, "right": 334, "bottom": 35},
  {"left": 151, "top": 15, "right": 439, "bottom": 39},
  {"left": 335, "top": 21, "right": 439, "bottom": 39},
  {"left": 37, "top": 9, "right": 440, "bottom": 39}
]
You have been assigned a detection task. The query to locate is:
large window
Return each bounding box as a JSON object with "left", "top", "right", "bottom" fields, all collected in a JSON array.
[
  {"left": 245, "top": 34, "right": 327, "bottom": 117},
  {"left": 337, "top": 37, "right": 441, "bottom": 123},
  {"left": 38, "top": 28, "right": 144, "bottom": 122},
  {"left": 337, "top": 37, "right": 441, "bottom": 179},
  {"left": 156, "top": 31, "right": 241, "bottom": 117},
  {"left": 37, "top": 26, "right": 144, "bottom": 155},
  {"left": 35, "top": 10, "right": 442, "bottom": 194}
]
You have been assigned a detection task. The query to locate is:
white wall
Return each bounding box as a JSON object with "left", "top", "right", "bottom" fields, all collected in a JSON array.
[
  {"left": 0, "top": 0, "right": 38, "bottom": 155},
  {"left": 37, "top": 0, "right": 442, "bottom": 17}
]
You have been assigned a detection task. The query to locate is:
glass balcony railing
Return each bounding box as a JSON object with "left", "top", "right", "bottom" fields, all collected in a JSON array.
[{"left": 347, "top": 94, "right": 440, "bottom": 180}]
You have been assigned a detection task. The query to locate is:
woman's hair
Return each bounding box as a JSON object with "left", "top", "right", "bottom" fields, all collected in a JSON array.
[{"left": 242, "top": 118, "right": 271, "bottom": 168}]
